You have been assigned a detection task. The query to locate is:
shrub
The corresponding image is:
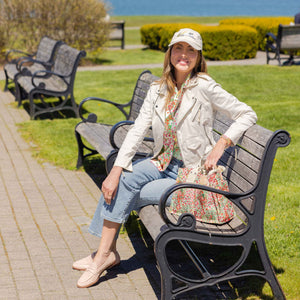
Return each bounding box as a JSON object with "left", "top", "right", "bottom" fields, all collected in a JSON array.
[
  {"left": 220, "top": 17, "right": 293, "bottom": 50},
  {"left": 141, "top": 23, "right": 258, "bottom": 60},
  {"left": 0, "top": 17, "right": 6, "bottom": 58},
  {"left": 0, "top": 0, "right": 110, "bottom": 53}
]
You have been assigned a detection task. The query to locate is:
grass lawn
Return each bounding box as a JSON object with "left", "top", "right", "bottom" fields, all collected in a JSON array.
[{"left": 85, "top": 48, "right": 165, "bottom": 65}]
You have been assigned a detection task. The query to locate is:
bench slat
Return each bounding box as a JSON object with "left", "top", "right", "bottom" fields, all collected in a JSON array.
[
  {"left": 214, "top": 119, "right": 272, "bottom": 160},
  {"left": 220, "top": 150, "right": 258, "bottom": 186},
  {"left": 76, "top": 123, "right": 113, "bottom": 158},
  {"left": 112, "top": 126, "right": 154, "bottom": 152}
]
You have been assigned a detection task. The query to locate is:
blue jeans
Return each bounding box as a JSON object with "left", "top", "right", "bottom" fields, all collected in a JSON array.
[{"left": 88, "top": 157, "right": 183, "bottom": 238}]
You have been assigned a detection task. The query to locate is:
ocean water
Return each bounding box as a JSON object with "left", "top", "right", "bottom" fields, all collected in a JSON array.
[{"left": 105, "top": 0, "right": 300, "bottom": 17}]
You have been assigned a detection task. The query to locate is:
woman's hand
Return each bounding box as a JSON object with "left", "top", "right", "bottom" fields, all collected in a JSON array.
[
  {"left": 101, "top": 166, "right": 123, "bottom": 204},
  {"left": 204, "top": 136, "right": 231, "bottom": 171}
]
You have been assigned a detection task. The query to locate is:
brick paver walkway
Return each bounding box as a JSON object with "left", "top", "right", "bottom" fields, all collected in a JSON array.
[{"left": 0, "top": 91, "right": 160, "bottom": 299}]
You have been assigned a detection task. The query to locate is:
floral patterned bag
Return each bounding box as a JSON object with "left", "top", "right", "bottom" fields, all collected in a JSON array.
[{"left": 170, "top": 165, "right": 236, "bottom": 224}]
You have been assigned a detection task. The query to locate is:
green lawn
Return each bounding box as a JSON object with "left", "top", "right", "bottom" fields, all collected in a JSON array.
[{"left": 85, "top": 48, "right": 165, "bottom": 65}]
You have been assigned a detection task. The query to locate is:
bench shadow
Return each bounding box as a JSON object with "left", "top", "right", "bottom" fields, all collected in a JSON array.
[
  {"left": 5, "top": 86, "right": 78, "bottom": 120},
  {"left": 82, "top": 156, "right": 107, "bottom": 189},
  {"left": 20, "top": 98, "right": 79, "bottom": 120},
  {"left": 123, "top": 213, "right": 162, "bottom": 298}
]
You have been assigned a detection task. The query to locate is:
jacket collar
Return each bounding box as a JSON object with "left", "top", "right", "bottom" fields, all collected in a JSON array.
[
  {"left": 154, "top": 77, "right": 199, "bottom": 125},
  {"left": 155, "top": 74, "right": 200, "bottom": 95}
]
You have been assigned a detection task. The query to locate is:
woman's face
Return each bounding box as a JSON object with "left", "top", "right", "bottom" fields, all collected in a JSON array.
[{"left": 170, "top": 42, "right": 198, "bottom": 76}]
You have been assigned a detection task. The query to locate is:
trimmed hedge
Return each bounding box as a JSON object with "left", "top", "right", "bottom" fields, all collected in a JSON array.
[
  {"left": 141, "top": 23, "right": 258, "bottom": 60},
  {"left": 220, "top": 17, "right": 293, "bottom": 50}
]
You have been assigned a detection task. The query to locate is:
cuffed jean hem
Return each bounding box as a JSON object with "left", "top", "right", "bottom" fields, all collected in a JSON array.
[
  {"left": 88, "top": 228, "right": 102, "bottom": 238},
  {"left": 100, "top": 214, "right": 124, "bottom": 224}
]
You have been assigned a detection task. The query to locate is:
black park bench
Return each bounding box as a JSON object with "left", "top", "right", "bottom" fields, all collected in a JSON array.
[
  {"left": 3, "top": 36, "right": 62, "bottom": 92},
  {"left": 76, "top": 70, "right": 290, "bottom": 299},
  {"left": 106, "top": 105, "right": 290, "bottom": 299},
  {"left": 266, "top": 24, "right": 300, "bottom": 65},
  {"left": 15, "top": 43, "right": 86, "bottom": 119},
  {"left": 74, "top": 70, "right": 157, "bottom": 169},
  {"left": 109, "top": 20, "right": 125, "bottom": 49}
]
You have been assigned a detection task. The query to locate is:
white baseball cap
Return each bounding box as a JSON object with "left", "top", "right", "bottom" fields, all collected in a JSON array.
[{"left": 168, "top": 28, "right": 203, "bottom": 51}]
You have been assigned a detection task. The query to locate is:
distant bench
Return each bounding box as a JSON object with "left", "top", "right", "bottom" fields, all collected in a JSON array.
[
  {"left": 3, "top": 36, "right": 62, "bottom": 92},
  {"left": 109, "top": 20, "right": 125, "bottom": 49},
  {"left": 16, "top": 44, "right": 86, "bottom": 119},
  {"left": 266, "top": 24, "right": 300, "bottom": 65}
]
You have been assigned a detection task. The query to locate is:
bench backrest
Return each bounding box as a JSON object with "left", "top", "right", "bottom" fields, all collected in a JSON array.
[
  {"left": 128, "top": 70, "right": 159, "bottom": 121},
  {"left": 278, "top": 24, "right": 300, "bottom": 50},
  {"left": 53, "top": 44, "right": 86, "bottom": 84},
  {"left": 109, "top": 21, "right": 125, "bottom": 40},
  {"left": 36, "top": 36, "right": 62, "bottom": 63},
  {"left": 213, "top": 112, "right": 290, "bottom": 222}
]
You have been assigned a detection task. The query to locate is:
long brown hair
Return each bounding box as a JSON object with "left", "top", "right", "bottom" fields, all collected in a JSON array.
[{"left": 159, "top": 46, "right": 208, "bottom": 103}]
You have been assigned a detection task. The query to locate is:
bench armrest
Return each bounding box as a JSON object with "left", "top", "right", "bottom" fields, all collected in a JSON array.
[
  {"left": 78, "top": 97, "right": 132, "bottom": 122},
  {"left": 158, "top": 182, "right": 254, "bottom": 227},
  {"left": 109, "top": 120, "right": 154, "bottom": 150},
  {"left": 18, "top": 57, "right": 52, "bottom": 72},
  {"left": 109, "top": 120, "right": 134, "bottom": 149},
  {"left": 265, "top": 32, "right": 278, "bottom": 51},
  {"left": 31, "top": 69, "right": 69, "bottom": 91},
  {"left": 265, "top": 32, "right": 277, "bottom": 41},
  {"left": 5, "top": 49, "right": 35, "bottom": 63}
]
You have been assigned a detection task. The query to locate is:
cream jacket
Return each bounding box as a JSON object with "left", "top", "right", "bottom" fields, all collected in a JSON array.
[{"left": 114, "top": 74, "right": 257, "bottom": 171}]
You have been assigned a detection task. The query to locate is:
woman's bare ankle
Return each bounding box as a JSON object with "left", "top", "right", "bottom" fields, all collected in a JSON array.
[{"left": 93, "top": 250, "right": 112, "bottom": 266}]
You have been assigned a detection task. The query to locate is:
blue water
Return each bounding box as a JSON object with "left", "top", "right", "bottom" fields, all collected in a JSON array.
[{"left": 106, "top": 0, "right": 300, "bottom": 17}]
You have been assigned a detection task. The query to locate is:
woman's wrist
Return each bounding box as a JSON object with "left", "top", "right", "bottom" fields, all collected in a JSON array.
[
  {"left": 110, "top": 165, "right": 123, "bottom": 177},
  {"left": 220, "top": 135, "right": 232, "bottom": 148}
]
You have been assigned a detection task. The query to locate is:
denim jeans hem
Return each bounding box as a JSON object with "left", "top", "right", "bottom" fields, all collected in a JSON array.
[
  {"left": 88, "top": 227, "right": 102, "bottom": 238},
  {"left": 101, "top": 214, "right": 125, "bottom": 225}
]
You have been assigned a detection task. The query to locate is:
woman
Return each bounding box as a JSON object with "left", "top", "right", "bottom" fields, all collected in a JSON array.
[{"left": 73, "top": 28, "right": 257, "bottom": 288}]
